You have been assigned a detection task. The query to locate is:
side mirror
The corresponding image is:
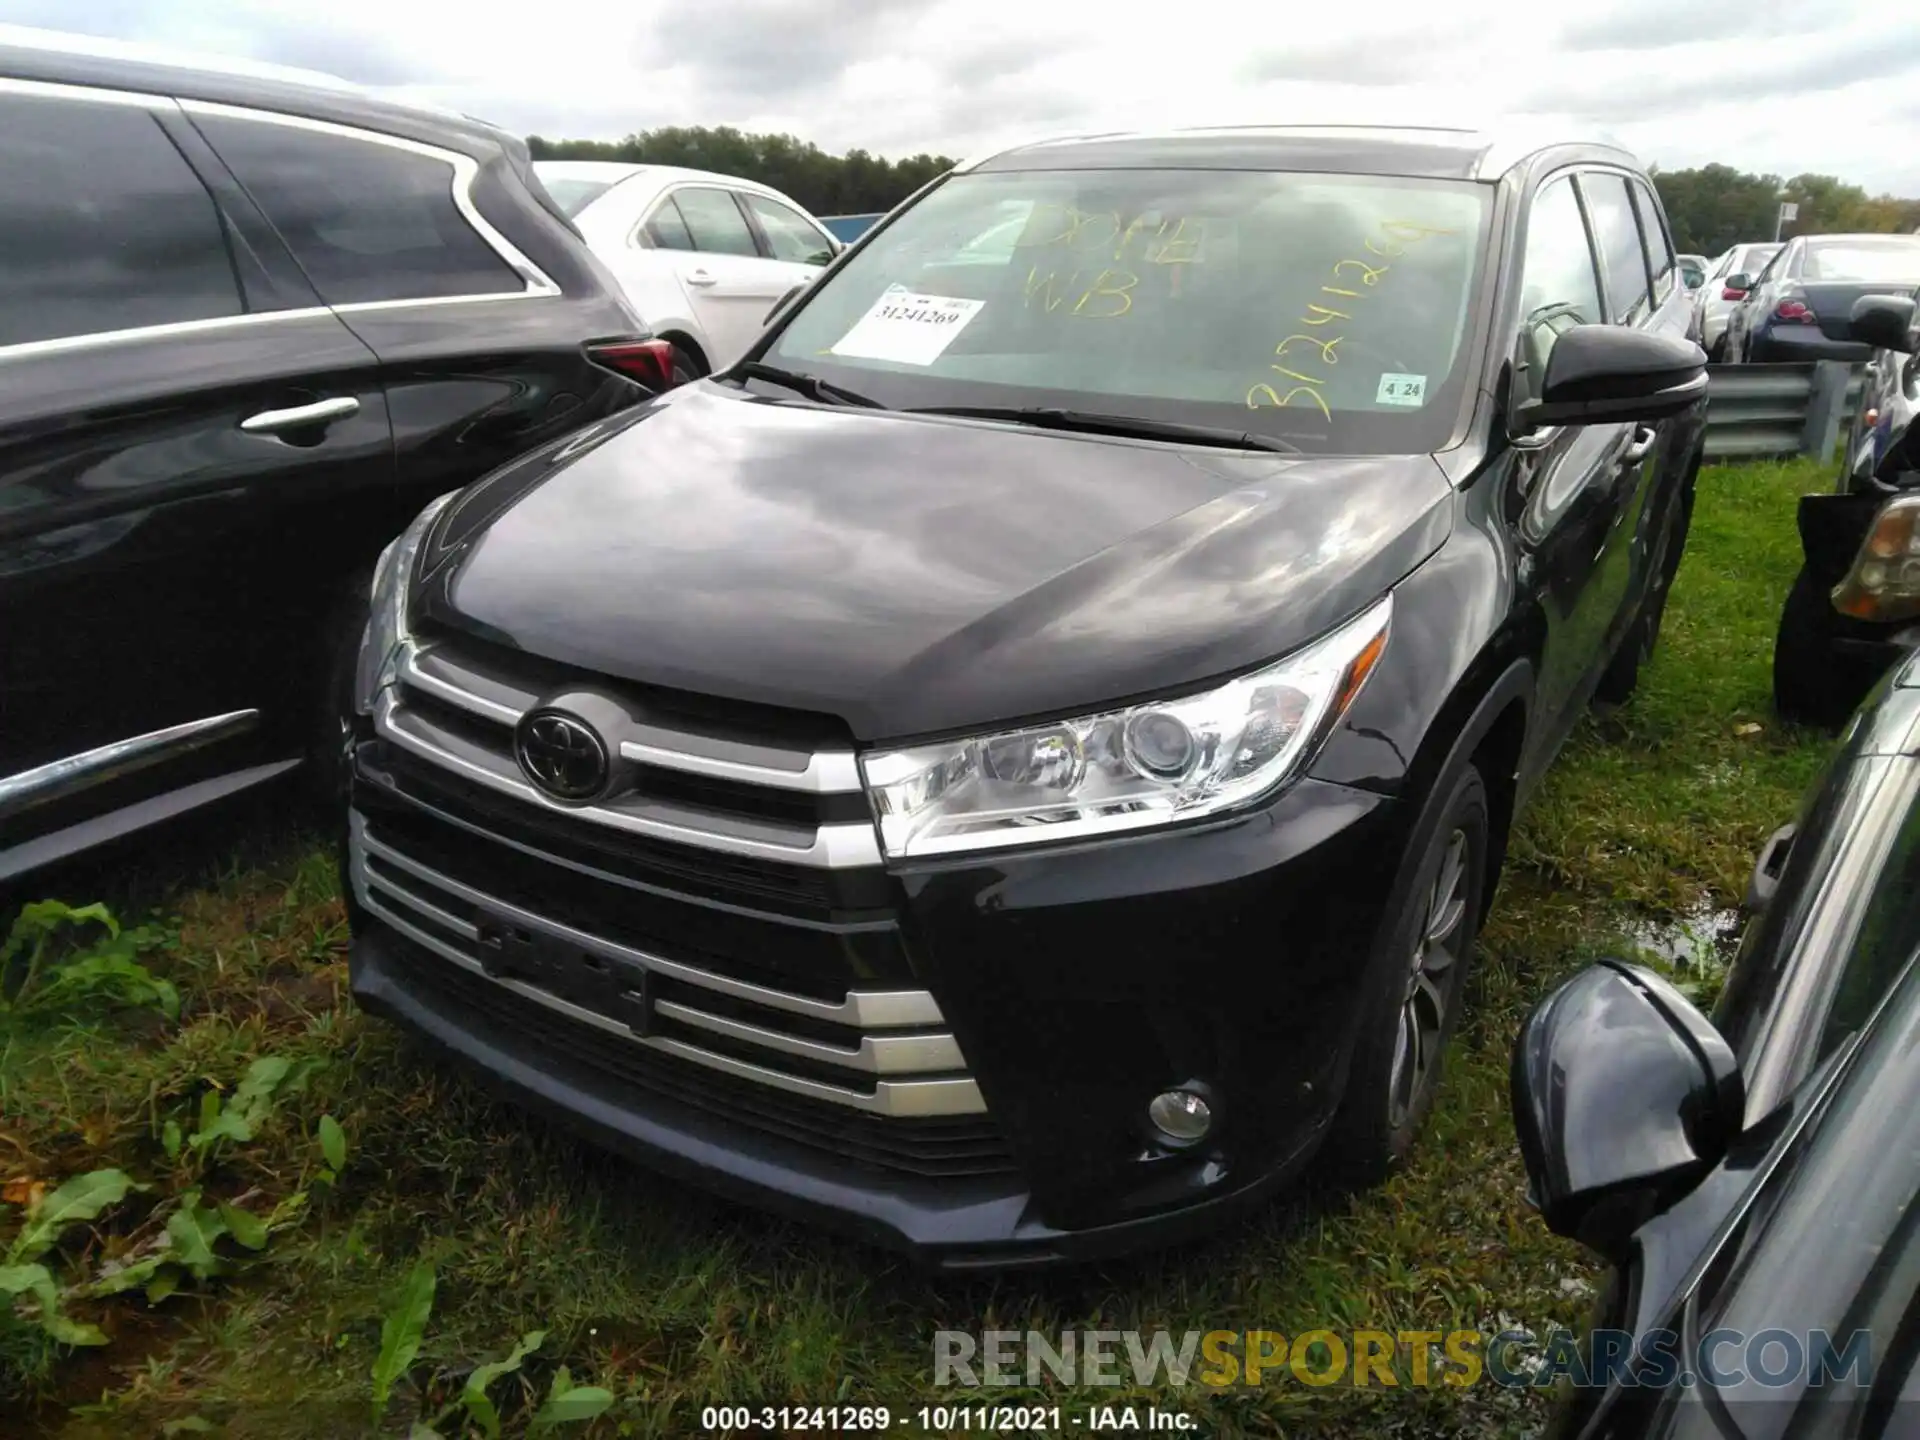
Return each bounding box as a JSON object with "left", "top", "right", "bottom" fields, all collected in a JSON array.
[
  {"left": 1848, "top": 294, "right": 1918, "bottom": 352},
  {"left": 1514, "top": 325, "right": 1708, "bottom": 431},
  {"left": 1724, "top": 273, "right": 1752, "bottom": 295},
  {"left": 1512, "top": 961, "right": 1743, "bottom": 1264}
]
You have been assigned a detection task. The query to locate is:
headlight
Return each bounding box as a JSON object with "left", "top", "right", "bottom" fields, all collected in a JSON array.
[
  {"left": 861, "top": 596, "right": 1392, "bottom": 859},
  {"left": 1832, "top": 494, "right": 1920, "bottom": 624},
  {"left": 352, "top": 491, "right": 461, "bottom": 715}
]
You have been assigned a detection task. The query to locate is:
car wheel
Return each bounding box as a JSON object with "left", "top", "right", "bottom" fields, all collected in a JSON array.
[
  {"left": 666, "top": 343, "right": 704, "bottom": 384},
  {"left": 1594, "top": 463, "right": 1697, "bottom": 706},
  {"left": 301, "top": 566, "right": 372, "bottom": 813},
  {"left": 1707, "top": 335, "right": 1726, "bottom": 364},
  {"left": 1773, "top": 564, "right": 1870, "bottom": 728},
  {"left": 1325, "top": 763, "right": 1489, "bottom": 1184}
]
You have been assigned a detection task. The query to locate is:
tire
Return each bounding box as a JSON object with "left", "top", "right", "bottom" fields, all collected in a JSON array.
[
  {"left": 1324, "top": 763, "right": 1490, "bottom": 1185},
  {"left": 666, "top": 342, "right": 704, "bottom": 384},
  {"left": 1594, "top": 460, "right": 1697, "bottom": 705},
  {"left": 1772, "top": 564, "right": 1867, "bottom": 728},
  {"left": 300, "top": 567, "right": 372, "bottom": 814},
  {"left": 1707, "top": 335, "right": 1726, "bottom": 364}
]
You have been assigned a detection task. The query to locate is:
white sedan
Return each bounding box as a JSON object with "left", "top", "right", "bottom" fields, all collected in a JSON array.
[{"left": 535, "top": 161, "right": 843, "bottom": 375}]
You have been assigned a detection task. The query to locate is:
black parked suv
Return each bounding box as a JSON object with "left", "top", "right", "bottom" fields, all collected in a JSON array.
[
  {"left": 343, "top": 125, "right": 1708, "bottom": 1266},
  {"left": 0, "top": 29, "right": 662, "bottom": 883}
]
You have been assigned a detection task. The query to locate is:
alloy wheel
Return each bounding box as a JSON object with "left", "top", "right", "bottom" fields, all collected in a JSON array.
[{"left": 1388, "top": 828, "right": 1468, "bottom": 1129}]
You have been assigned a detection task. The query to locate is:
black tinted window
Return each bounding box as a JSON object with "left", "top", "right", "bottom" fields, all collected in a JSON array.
[
  {"left": 1580, "top": 174, "right": 1653, "bottom": 324},
  {"left": 0, "top": 93, "right": 241, "bottom": 348},
  {"left": 671, "top": 188, "right": 759, "bottom": 257},
  {"left": 1631, "top": 181, "right": 1676, "bottom": 303},
  {"left": 196, "top": 116, "right": 523, "bottom": 305}
]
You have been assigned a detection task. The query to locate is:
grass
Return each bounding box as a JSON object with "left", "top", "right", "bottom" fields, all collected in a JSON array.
[{"left": 0, "top": 457, "right": 1837, "bottom": 1438}]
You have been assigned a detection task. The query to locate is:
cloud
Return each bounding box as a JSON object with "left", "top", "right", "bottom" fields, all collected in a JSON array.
[{"left": 4, "top": 0, "right": 1917, "bottom": 195}]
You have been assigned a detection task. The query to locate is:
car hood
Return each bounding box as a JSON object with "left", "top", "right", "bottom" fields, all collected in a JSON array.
[{"left": 419, "top": 383, "right": 1454, "bottom": 741}]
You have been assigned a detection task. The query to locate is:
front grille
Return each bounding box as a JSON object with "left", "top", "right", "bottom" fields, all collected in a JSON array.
[
  {"left": 374, "top": 633, "right": 881, "bottom": 871},
  {"left": 395, "top": 940, "right": 1017, "bottom": 1179},
  {"left": 350, "top": 810, "right": 985, "bottom": 1119}
]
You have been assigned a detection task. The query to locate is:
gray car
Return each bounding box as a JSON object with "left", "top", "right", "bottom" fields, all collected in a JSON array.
[{"left": 1699, "top": 241, "right": 1782, "bottom": 360}]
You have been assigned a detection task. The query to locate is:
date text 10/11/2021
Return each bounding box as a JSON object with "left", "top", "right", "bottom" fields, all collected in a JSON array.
[{"left": 697, "top": 1404, "right": 1201, "bottom": 1432}]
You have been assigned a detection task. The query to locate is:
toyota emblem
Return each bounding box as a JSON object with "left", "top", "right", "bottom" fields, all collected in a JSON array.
[{"left": 514, "top": 710, "right": 610, "bottom": 801}]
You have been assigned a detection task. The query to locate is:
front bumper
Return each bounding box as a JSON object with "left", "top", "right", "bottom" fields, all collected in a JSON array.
[{"left": 344, "top": 733, "right": 1405, "bottom": 1267}]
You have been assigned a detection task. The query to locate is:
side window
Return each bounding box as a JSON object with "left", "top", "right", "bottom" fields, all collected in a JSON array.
[
  {"left": 1632, "top": 180, "right": 1677, "bottom": 304},
  {"left": 1516, "top": 175, "right": 1604, "bottom": 385},
  {"left": 1579, "top": 174, "right": 1654, "bottom": 325},
  {"left": 642, "top": 198, "right": 695, "bottom": 252},
  {"left": 669, "top": 187, "right": 759, "bottom": 257},
  {"left": 194, "top": 115, "right": 523, "bottom": 306},
  {"left": 742, "top": 193, "right": 835, "bottom": 266},
  {"left": 0, "top": 93, "right": 241, "bottom": 348}
]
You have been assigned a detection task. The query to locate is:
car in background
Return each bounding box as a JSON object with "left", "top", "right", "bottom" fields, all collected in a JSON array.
[
  {"left": 1723, "top": 232, "right": 1920, "bottom": 364},
  {"left": 1675, "top": 253, "right": 1708, "bottom": 291},
  {"left": 534, "top": 160, "right": 842, "bottom": 376},
  {"left": 1772, "top": 294, "right": 1920, "bottom": 725},
  {"left": 0, "top": 27, "right": 663, "bottom": 886},
  {"left": 342, "top": 124, "right": 1707, "bottom": 1266},
  {"left": 1697, "top": 241, "right": 1780, "bottom": 360},
  {"left": 1513, "top": 645, "right": 1920, "bottom": 1437},
  {"left": 821, "top": 213, "right": 883, "bottom": 244}
]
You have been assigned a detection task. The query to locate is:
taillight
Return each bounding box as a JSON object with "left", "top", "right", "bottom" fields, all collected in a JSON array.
[
  {"left": 1722, "top": 286, "right": 1747, "bottom": 300},
  {"left": 1772, "top": 299, "right": 1816, "bottom": 324},
  {"left": 585, "top": 338, "right": 680, "bottom": 390}
]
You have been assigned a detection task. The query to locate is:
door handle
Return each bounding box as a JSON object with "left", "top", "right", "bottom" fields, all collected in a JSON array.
[
  {"left": 684, "top": 269, "right": 717, "bottom": 288},
  {"left": 240, "top": 396, "right": 360, "bottom": 435},
  {"left": 1617, "top": 425, "right": 1658, "bottom": 469}
]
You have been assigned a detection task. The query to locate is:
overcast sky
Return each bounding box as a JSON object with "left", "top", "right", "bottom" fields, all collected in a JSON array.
[{"left": 7, "top": 0, "right": 1920, "bottom": 196}]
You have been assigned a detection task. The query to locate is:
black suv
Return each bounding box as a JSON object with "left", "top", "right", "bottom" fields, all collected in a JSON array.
[
  {"left": 343, "top": 125, "right": 1708, "bottom": 1266},
  {"left": 0, "top": 30, "right": 661, "bottom": 883}
]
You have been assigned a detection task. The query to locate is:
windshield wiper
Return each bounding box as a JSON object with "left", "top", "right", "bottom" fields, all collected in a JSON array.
[
  {"left": 908, "top": 405, "right": 1301, "bottom": 454},
  {"left": 732, "top": 361, "right": 884, "bottom": 409}
]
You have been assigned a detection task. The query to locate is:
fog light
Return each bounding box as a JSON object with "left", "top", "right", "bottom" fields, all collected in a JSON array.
[{"left": 1147, "top": 1088, "right": 1214, "bottom": 1145}]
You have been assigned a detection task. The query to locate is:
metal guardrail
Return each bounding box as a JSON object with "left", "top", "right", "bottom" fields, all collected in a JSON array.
[{"left": 1703, "top": 361, "right": 1864, "bottom": 461}]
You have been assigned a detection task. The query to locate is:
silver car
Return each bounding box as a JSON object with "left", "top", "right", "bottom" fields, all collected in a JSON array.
[{"left": 1699, "top": 241, "right": 1782, "bottom": 360}]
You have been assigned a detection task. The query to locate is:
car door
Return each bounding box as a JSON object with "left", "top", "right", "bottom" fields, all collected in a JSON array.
[
  {"left": 0, "top": 83, "right": 393, "bottom": 876},
  {"left": 1729, "top": 241, "right": 1790, "bottom": 360},
  {"left": 1507, "top": 171, "right": 1640, "bottom": 761},
  {"left": 186, "top": 103, "right": 639, "bottom": 554},
  {"left": 644, "top": 185, "right": 796, "bottom": 366}
]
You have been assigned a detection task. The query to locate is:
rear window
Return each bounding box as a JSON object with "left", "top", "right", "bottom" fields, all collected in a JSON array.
[
  {"left": 1803, "top": 237, "right": 1920, "bottom": 282},
  {"left": 766, "top": 168, "right": 1492, "bottom": 454},
  {"left": 197, "top": 115, "right": 524, "bottom": 306},
  {"left": 540, "top": 177, "right": 616, "bottom": 218}
]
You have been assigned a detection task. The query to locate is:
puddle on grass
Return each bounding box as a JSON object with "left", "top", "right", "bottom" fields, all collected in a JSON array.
[{"left": 1620, "top": 898, "right": 1743, "bottom": 976}]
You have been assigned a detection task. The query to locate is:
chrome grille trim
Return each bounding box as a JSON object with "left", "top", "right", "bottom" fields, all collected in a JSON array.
[
  {"left": 353, "top": 815, "right": 940, "bottom": 1027},
  {"left": 374, "top": 689, "right": 883, "bottom": 869},
  {"left": 397, "top": 643, "right": 864, "bottom": 794},
  {"left": 349, "top": 813, "right": 983, "bottom": 1117}
]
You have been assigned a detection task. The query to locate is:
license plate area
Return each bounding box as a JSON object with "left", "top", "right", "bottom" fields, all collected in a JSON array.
[{"left": 473, "top": 918, "right": 652, "bottom": 1035}]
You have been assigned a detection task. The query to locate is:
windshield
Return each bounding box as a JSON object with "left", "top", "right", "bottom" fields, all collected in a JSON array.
[
  {"left": 1804, "top": 237, "right": 1920, "bottom": 282},
  {"left": 763, "top": 168, "right": 1493, "bottom": 454},
  {"left": 538, "top": 176, "right": 616, "bottom": 218}
]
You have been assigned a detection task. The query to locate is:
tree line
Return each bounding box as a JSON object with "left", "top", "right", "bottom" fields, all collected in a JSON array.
[
  {"left": 528, "top": 127, "right": 1920, "bottom": 251},
  {"left": 1649, "top": 164, "right": 1920, "bottom": 256},
  {"left": 527, "top": 127, "right": 954, "bottom": 217}
]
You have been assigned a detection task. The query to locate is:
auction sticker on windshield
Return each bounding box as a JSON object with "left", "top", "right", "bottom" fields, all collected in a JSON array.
[{"left": 830, "top": 285, "right": 984, "bottom": 365}]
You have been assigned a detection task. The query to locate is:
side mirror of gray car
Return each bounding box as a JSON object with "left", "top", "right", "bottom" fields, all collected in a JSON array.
[{"left": 1514, "top": 325, "right": 1709, "bottom": 431}]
